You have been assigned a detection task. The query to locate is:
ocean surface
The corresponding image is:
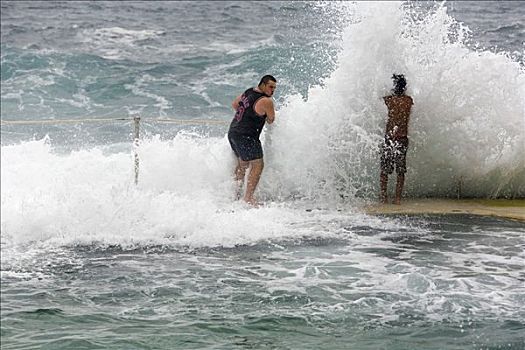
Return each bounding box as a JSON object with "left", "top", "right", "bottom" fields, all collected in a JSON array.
[{"left": 1, "top": 1, "right": 525, "bottom": 349}]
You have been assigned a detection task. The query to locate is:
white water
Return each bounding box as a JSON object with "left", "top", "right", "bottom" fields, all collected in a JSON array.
[
  {"left": 1, "top": 2, "right": 524, "bottom": 252},
  {"left": 1, "top": 133, "right": 390, "bottom": 251},
  {"left": 265, "top": 2, "right": 524, "bottom": 201}
]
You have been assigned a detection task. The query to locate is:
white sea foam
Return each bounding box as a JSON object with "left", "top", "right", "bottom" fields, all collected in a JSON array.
[
  {"left": 264, "top": 1, "right": 525, "bottom": 200},
  {"left": 77, "top": 27, "right": 165, "bottom": 60},
  {"left": 0, "top": 136, "right": 388, "bottom": 252},
  {"left": 123, "top": 74, "right": 173, "bottom": 116},
  {"left": 84, "top": 27, "right": 165, "bottom": 44}
]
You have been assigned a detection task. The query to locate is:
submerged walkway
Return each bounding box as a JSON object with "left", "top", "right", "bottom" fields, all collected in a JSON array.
[{"left": 363, "top": 199, "right": 525, "bottom": 222}]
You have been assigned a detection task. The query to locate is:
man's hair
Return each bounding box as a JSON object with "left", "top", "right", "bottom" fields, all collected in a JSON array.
[
  {"left": 392, "top": 74, "right": 407, "bottom": 95},
  {"left": 259, "top": 75, "right": 276, "bottom": 87}
]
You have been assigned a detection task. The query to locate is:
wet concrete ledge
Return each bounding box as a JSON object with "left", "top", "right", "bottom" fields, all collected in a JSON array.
[{"left": 363, "top": 199, "right": 525, "bottom": 223}]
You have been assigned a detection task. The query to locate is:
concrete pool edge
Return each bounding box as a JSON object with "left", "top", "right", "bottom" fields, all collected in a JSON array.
[{"left": 362, "top": 199, "right": 525, "bottom": 223}]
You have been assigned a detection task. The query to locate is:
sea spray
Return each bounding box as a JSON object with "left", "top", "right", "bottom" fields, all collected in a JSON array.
[{"left": 264, "top": 1, "right": 524, "bottom": 200}]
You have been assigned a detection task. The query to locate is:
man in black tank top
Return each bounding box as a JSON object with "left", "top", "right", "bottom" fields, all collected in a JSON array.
[{"left": 228, "top": 75, "right": 276, "bottom": 206}]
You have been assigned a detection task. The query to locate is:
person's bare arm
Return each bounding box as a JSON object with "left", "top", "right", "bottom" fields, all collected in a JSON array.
[
  {"left": 254, "top": 97, "right": 275, "bottom": 124},
  {"left": 265, "top": 98, "right": 275, "bottom": 124},
  {"left": 231, "top": 94, "right": 242, "bottom": 110}
]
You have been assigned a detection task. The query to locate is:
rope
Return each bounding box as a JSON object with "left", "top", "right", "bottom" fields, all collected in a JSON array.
[
  {"left": 0, "top": 118, "right": 131, "bottom": 125},
  {"left": 0, "top": 117, "right": 229, "bottom": 126},
  {"left": 153, "top": 118, "right": 228, "bottom": 125}
]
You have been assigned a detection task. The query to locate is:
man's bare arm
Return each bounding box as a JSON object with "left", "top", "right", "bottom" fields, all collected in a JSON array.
[
  {"left": 231, "top": 94, "right": 242, "bottom": 110},
  {"left": 254, "top": 97, "right": 275, "bottom": 124},
  {"left": 265, "top": 98, "right": 275, "bottom": 124}
]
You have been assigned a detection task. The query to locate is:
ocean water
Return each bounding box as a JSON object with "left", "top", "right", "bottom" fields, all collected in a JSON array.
[{"left": 1, "top": 1, "right": 525, "bottom": 349}]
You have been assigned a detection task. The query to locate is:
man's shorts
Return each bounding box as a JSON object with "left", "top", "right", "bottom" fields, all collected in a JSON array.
[
  {"left": 380, "top": 137, "right": 409, "bottom": 175},
  {"left": 228, "top": 133, "right": 263, "bottom": 161}
]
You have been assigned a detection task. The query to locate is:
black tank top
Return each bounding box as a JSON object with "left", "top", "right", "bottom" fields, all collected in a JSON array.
[{"left": 228, "top": 88, "right": 267, "bottom": 138}]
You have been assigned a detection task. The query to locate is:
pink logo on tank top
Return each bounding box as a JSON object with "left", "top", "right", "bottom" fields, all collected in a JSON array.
[{"left": 235, "top": 95, "right": 250, "bottom": 121}]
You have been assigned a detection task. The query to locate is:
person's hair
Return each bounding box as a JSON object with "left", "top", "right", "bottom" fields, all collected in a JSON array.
[
  {"left": 392, "top": 74, "right": 407, "bottom": 95},
  {"left": 258, "top": 75, "right": 276, "bottom": 87}
]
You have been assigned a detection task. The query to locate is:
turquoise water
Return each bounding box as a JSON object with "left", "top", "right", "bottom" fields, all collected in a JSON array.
[
  {"left": 1, "top": 1, "right": 525, "bottom": 349},
  {"left": 2, "top": 215, "right": 525, "bottom": 349}
]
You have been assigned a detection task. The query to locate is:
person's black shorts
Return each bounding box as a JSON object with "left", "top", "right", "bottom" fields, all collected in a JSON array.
[
  {"left": 228, "top": 133, "right": 263, "bottom": 161},
  {"left": 380, "top": 137, "right": 409, "bottom": 174}
]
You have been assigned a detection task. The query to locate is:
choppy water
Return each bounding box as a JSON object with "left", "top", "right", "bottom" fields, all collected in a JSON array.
[
  {"left": 2, "top": 214, "right": 525, "bottom": 349},
  {"left": 1, "top": 1, "right": 525, "bottom": 349}
]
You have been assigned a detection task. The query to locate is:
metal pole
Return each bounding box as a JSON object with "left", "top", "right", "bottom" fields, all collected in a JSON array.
[
  {"left": 133, "top": 116, "right": 140, "bottom": 185},
  {"left": 457, "top": 175, "right": 463, "bottom": 199}
]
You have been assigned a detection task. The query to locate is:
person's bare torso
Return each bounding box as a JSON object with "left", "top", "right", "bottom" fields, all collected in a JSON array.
[{"left": 383, "top": 95, "right": 413, "bottom": 139}]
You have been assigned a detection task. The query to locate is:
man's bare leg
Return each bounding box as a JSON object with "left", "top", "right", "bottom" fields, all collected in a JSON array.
[
  {"left": 394, "top": 173, "right": 405, "bottom": 205},
  {"left": 380, "top": 172, "right": 389, "bottom": 204},
  {"left": 244, "top": 158, "right": 264, "bottom": 206},
  {"left": 234, "top": 159, "right": 249, "bottom": 200}
]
